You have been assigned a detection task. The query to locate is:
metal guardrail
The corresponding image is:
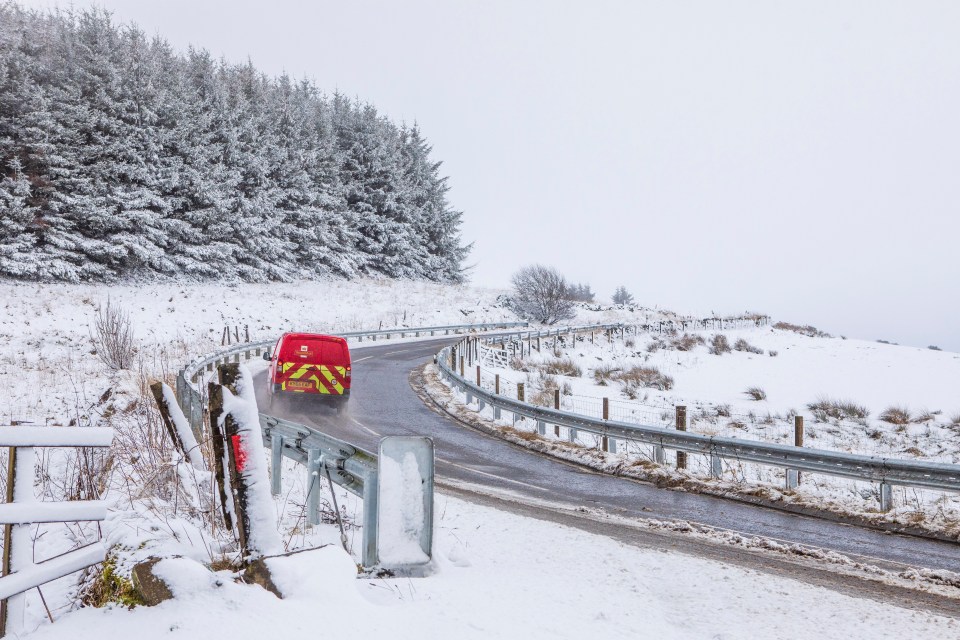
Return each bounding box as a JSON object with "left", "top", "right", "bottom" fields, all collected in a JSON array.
[
  {"left": 438, "top": 335, "right": 960, "bottom": 499},
  {"left": 173, "top": 320, "right": 529, "bottom": 567}
]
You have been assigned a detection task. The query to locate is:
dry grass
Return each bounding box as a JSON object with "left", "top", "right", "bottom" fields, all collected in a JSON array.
[
  {"left": 593, "top": 363, "right": 619, "bottom": 385},
  {"left": 708, "top": 334, "right": 731, "bottom": 355},
  {"left": 617, "top": 366, "right": 674, "bottom": 392},
  {"left": 539, "top": 357, "right": 582, "bottom": 377},
  {"left": 744, "top": 386, "right": 767, "bottom": 401},
  {"left": 879, "top": 406, "right": 912, "bottom": 425},
  {"left": 733, "top": 338, "right": 764, "bottom": 355},
  {"left": 806, "top": 396, "right": 869, "bottom": 422},
  {"left": 671, "top": 334, "right": 705, "bottom": 351},
  {"left": 773, "top": 321, "right": 831, "bottom": 338}
]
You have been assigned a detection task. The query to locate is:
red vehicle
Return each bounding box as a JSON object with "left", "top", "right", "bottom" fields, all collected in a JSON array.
[{"left": 264, "top": 333, "right": 351, "bottom": 411}]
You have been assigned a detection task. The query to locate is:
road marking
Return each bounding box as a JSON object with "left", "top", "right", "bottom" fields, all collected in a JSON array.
[
  {"left": 352, "top": 355, "right": 374, "bottom": 363},
  {"left": 437, "top": 457, "right": 548, "bottom": 492},
  {"left": 351, "top": 418, "right": 379, "bottom": 436},
  {"left": 384, "top": 349, "right": 411, "bottom": 356}
]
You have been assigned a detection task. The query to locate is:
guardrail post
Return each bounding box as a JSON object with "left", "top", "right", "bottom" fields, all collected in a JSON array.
[
  {"left": 710, "top": 452, "right": 722, "bottom": 478},
  {"left": 880, "top": 483, "right": 893, "bottom": 512},
  {"left": 537, "top": 336, "right": 541, "bottom": 352},
  {"left": 476, "top": 365, "right": 481, "bottom": 386},
  {"left": 653, "top": 441, "right": 665, "bottom": 464},
  {"left": 676, "top": 406, "right": 687, "bottom": 470},
  {"left": 362, "top": 467, "right": 379, "bottom": 567},
  {"left": 270, "top": 434, "right": 283, "bottom": 496},
  {"left": 306, "top": 448, "right": 320, "bottom": 526},
  {"left": 459, "top": 356, "right": 465, "bottom": 378},
  {"left": 494, "top": 375, "right": 502, "bottom": 419}
]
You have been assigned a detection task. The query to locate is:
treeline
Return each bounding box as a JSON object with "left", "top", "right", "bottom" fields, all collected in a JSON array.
[{"left": 0, "top": 4, "right": 469, "bottom": 282}]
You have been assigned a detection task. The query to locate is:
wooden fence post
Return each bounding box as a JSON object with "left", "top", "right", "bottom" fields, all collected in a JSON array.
[
  {"left": 207, "top": 382, "right": 232, "bottom": 530},
  {"left": 476, "top": 365, "right": 481, "bottom": 387},
  {"left": 554, "top": 389, "right": 561, "bottom": 436},
  {"left": 787, "top": 415, "right": 805, "bottom": 489},
  {"left": 217, "top": 364, "right": 252, "bottom": 558},
  {"left": 517, "top": 383, "right": 525, "bottom": 402},
  {"left": 601, "top": 397, "right": 610, "bottom": 451},
  {"left": 459, "top": 356, "right": 465, "bottom": 378},
  {"left": 676, "top": 406, "right": 687, "bottom": 470},
  {"left": 0, "top": 447, "right": 17, "bottom": 635}
]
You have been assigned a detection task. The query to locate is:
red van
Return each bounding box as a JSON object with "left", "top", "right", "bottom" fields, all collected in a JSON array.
[{"left": 264, "top": 333, "right": 351, "bottom": 411}]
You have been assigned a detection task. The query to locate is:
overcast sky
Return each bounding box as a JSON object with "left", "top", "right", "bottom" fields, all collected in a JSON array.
[{"left": 19, "top": 0, "right": 960, "bottom": 350}]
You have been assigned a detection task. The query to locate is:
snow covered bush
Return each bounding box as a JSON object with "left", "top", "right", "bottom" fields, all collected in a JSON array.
[
  {"left": 509, "top": 265, "right": 576, "bottom": 325},
  {"left": 89, "top": 298, "right": 136, "bottom": 370}
]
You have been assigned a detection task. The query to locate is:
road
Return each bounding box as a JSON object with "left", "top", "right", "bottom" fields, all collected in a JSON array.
[{"left": 252, "top": 337, "right": 960, "bottom": 579}]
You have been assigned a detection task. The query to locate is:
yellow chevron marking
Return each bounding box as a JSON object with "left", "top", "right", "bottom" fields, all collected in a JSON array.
[{"left": 319, "top": 366, "right": 344, "bottom": 394}]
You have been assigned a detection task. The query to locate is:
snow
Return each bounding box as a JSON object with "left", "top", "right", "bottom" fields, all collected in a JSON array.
[
  {"left": 23, "top": 494, "right": 960, "bottom": 640},
  {"left": 160, "top": 383, "right": 204, "bottom": 469},
  {"left": 220, "top": 365, "right": 283, "bottom": 557},
  {"left": 0, "top": 501, "right": 108, "bottom": 524},
  {"left": 0, "top": 544, "right": 106, "bottom": 601},
  {"left": 0, "top": 427, "right": 113, "bottom": 447},
  {"left": 1, "top": 278, "right": 956, "bottom": 637},
  {"left": 377, "top": 451, "right": 431, "bottom": 566},
  {"left": 454, "top": 326, "right": 960, "bottom": 531}
]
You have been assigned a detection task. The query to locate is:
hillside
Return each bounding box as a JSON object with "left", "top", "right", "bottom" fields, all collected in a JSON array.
[{"left": 0, "top": 4, "right": 468, "bottom": 283}]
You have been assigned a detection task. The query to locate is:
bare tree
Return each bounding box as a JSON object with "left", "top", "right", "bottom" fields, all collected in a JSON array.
[
  {"left": 510, "top": 265, "right": 576, "bottom": 325},
  {"left": 90, "top": 298, "right": 136, "bottom": 370}
]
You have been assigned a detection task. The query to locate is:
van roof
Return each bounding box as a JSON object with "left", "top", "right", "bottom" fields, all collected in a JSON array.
[{"left": 281, "top": 332, "right": 347, "bottom": 343}]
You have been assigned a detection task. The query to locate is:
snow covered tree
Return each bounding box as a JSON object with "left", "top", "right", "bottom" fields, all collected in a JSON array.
[
  {"left": 0, "top": 4, "right": 469, "bottom": 283},
  {"left": 612, "top": 286, "right": 634, "bottom": 305},
  {"left": 510, "top": 264, "right": 576, "bottom": 325}
]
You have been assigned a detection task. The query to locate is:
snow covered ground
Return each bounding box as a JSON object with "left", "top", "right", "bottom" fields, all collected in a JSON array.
[
  {"left": 456, "top": 325, "right": 960, "bottom": 532},
  {"left": 1, "top": 279, "right": 957, "bottom": 638}
]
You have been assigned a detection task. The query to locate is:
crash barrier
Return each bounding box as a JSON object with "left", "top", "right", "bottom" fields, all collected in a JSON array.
[
  {"left": 173, "top": 321, "right": 527, "bottom": 567},
  {"left": 0, "top": 427, "right": 113, "bottom": 637},
  {"left": 439, "top": 333, "right": 960, "bottom": 512}
]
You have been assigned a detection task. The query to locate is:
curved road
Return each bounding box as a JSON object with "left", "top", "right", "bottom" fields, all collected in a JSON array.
[{"left": 253, "top": 337, "right": 960, "bottom": 576}]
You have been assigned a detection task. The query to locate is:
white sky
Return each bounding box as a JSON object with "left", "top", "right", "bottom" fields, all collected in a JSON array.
[{"left": 18, "top": 0, "right": 960, "bottom": 350}]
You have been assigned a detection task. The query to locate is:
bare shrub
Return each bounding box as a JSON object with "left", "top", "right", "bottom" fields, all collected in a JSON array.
[
  {"left": 879, "top": 406, "right": 912, "bottom": 425},
  {"left": 90, "top": 298, "right": 136, "bottom": 370},
  {"left": 646, "top": 339, "right": 665, "bottom": 353},
  {"left": 509, "top": 356, "right": 530, "bottom": 372},
  {"left": 671, "top": 334, "right": 704, "bottom": 351},
  {"left": 949, "top": 413, "right": 960, "bottom": 427},
  {"left": 708, "top": 334, "right": 731, "bottom": 355},
  {"left": 624, "top": 337, "right": 635, "bottom": 348},
  {"left": 773, "top": 322, "right": 831, "bottom": 338},
  {"left": 593, "top": 363, "right": 618, "bottom": 385},
  {"left": 715, "top": 404, "right": 731, "bottom": 418},
  {"left": 733, "top": 338, "right": 764, "bottom": 355},
  {"left": 767, "top": 350, "right": 778, "bottom": 357},
  {"left": 913, "top": 409, "right": 937, "bottom": 423},
  {"left": 539, "top": 358, "right": 582, "bottom": 377},
  {"left": 510, "top": 264, "right": 576, "bottom": 325},
  {"left": 928, "top": 345, "right": 942, "bottom": 351},
  {"left": 744, "top": 387, "right": 767, "bottom": 401},
  {"left": 806, "top": 396, "right": 869, "bottom": 421}
]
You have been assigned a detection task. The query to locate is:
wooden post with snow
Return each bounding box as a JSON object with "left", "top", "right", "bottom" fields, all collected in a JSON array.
[
  {"left": 787, "top": 415, "right": 804, "bottom": 489},
  {"left": 601, "top": 397, "right": 610, "bottom": 451},
  {"left": 207, "top": 383, "right": 233, "bottom": 530},
  {"left": 675, "top": 406, "right": 687, "bottom": 470}
]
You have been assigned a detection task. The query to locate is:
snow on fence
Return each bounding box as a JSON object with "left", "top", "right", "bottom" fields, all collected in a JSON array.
[{"left": 0, "top": 426, "right": 113, "bottom": 638}]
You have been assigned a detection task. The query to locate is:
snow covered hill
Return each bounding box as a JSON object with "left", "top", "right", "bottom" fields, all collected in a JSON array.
[{"left": 1, "top": 279, "right": 957, "bottom": 638}]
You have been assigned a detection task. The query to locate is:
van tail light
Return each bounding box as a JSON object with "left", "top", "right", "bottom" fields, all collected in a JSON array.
[{"left": 345, "top": 367, "right": 351, "bottom": 378}]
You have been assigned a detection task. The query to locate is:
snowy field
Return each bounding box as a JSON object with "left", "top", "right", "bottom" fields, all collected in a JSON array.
[
  {"left": 454, "top": 325, "right": 960, "bottom": 532},
  {"left": 0, "top": 279, "right": 957, "bottom": 638}
]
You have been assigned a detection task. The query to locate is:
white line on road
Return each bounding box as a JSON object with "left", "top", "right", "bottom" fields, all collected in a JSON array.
[
  {"left": 383, "top": 349, "right": 411, "bottom": 356},
  {"left": 437, "top": 457, "right": 548, "bottom": 492},
  {"left": 351, "top": 418, "right": 379, "bottom": 436},
  {"left": 352, "top": 355, "right": 374, "bottom": 363}
]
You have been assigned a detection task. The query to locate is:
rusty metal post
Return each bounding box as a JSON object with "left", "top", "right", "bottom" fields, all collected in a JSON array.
[{"left": 676, "top": 405, "right": 687, "bottom": 470}]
